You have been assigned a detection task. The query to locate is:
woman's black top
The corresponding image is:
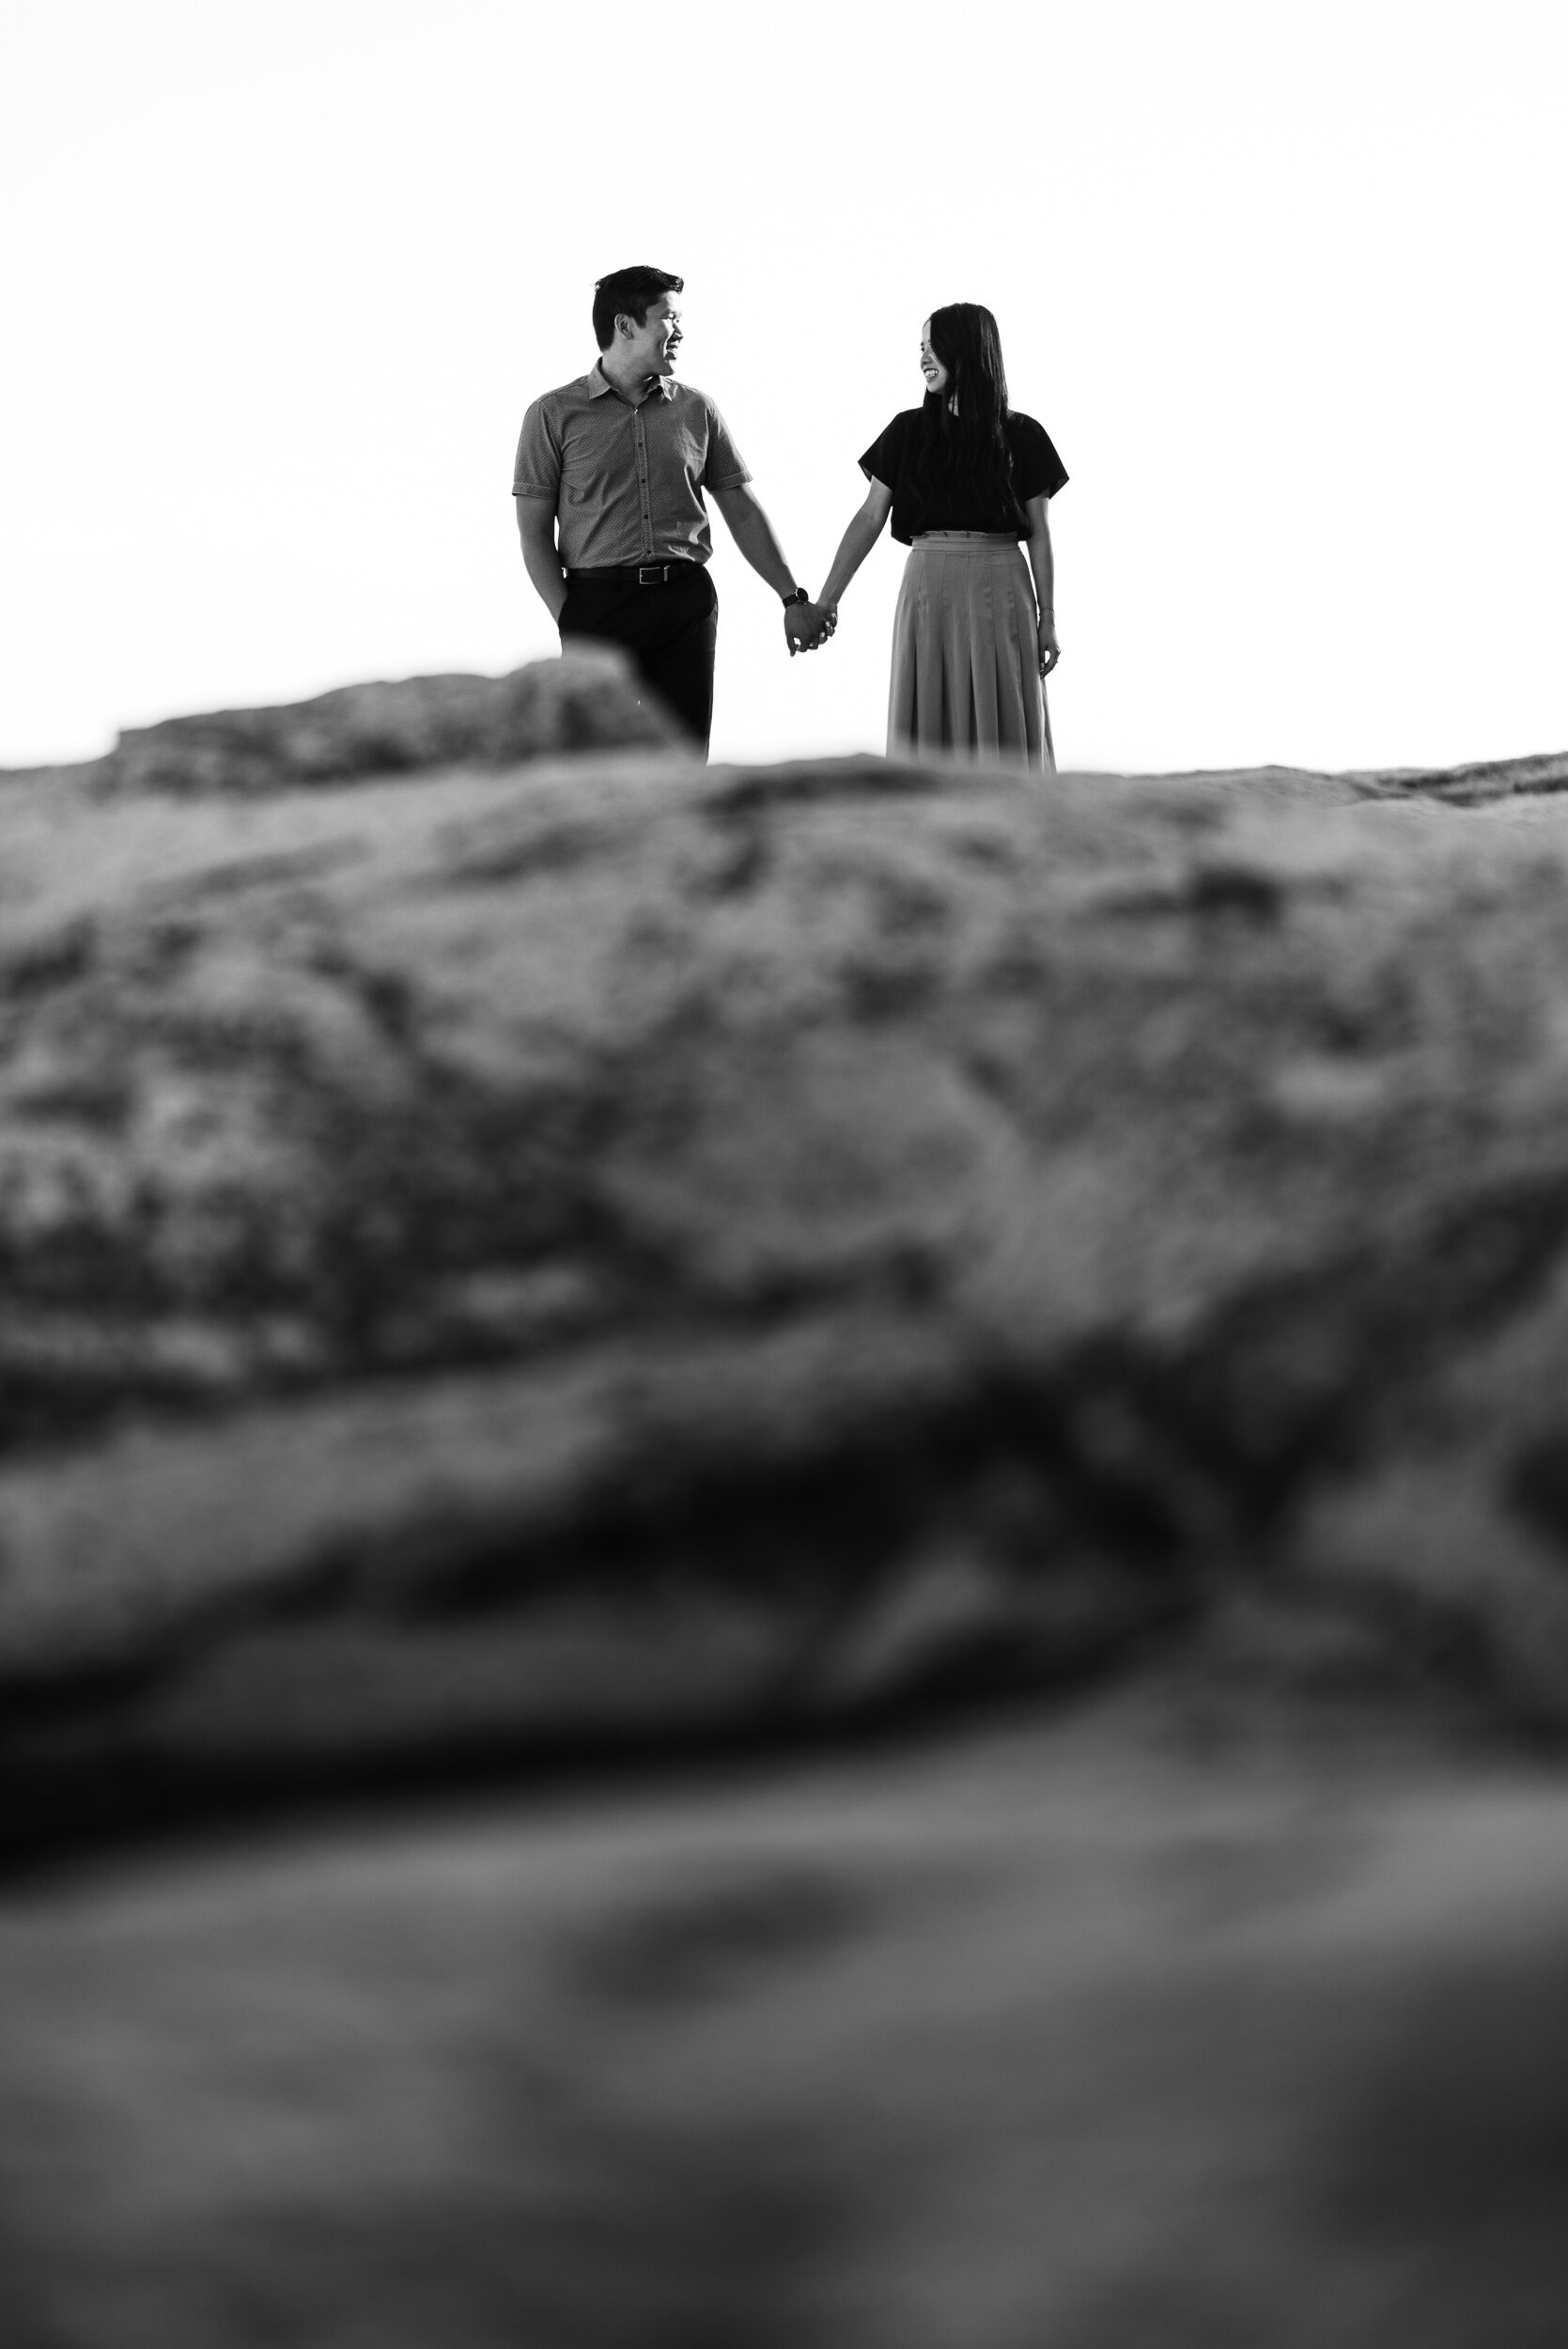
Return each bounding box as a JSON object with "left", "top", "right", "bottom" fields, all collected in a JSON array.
[{"left": 859, "top": 395, "right": 1068, "bottom": 545}]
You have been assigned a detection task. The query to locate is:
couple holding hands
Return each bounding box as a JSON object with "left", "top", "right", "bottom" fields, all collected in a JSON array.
[{"left": 514, "top": 267, "right": 1066, "bottom": 770}]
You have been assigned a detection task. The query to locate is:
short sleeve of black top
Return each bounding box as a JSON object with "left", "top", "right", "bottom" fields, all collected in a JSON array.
[{"left": 859, "top": 397, "right": 1068, "bottom": 545}]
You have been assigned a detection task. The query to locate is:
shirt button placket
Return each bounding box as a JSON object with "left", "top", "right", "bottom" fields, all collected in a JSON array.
[{"left": 635, "top": 406, "right": 652, "bottom": 557}]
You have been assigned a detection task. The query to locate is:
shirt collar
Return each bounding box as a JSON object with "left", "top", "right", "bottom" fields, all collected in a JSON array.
[{"left": 588, "top": 358, "right": 675, "bottom": 403}]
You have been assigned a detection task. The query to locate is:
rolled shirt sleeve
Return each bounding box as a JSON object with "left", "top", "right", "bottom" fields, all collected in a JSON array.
[
  {"left": 700, "top": 397, "right": 752, "bottom": 492},
  {"left": 512, "top": 398, "right": 562, "bottom": 501}
]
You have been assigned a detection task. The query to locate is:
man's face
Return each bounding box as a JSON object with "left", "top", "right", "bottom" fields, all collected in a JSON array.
[{"left": 619, "top": 292, "right": 682, "bottom": 379}]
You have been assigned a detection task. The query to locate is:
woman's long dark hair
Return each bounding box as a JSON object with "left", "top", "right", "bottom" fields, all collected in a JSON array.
[{"left": 917, "top": 303, "right": 1024, "bottom": 529}]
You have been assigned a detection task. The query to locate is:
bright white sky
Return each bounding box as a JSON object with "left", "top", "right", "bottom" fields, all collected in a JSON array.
[{"left": 3, "top": 0, "right": 1566, "bottom": 775}]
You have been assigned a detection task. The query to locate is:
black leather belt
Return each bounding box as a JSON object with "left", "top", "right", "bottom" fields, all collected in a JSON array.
[{"left": 565, "top": 562, "right": 696, "bottom": 586}]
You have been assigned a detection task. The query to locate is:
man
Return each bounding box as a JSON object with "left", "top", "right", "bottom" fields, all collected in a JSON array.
[{"left": 513, "top": 266, "right": 832, "bottom": 756}]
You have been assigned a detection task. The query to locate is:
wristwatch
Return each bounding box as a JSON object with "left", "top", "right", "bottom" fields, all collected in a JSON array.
[{"left": 782, "top": 587, "right": 810, "bottom": 608}]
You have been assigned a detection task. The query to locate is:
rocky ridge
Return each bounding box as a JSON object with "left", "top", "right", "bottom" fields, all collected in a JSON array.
[
  {"left": 7, "top": 657, "right": 1568, "bottom": 2342},
  {"left": 2, "top": 659, "right": 1568, "bottom": 1853}
]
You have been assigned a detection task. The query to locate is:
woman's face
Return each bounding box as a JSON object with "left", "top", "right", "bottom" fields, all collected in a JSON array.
[{"left": 920, "top": 320, "right": 950, "bottom": 396}]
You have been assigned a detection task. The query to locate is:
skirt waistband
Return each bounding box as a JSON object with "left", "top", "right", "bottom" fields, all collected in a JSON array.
[{"left": 908, "top": 532, "right": 1022, "bottom": 552}]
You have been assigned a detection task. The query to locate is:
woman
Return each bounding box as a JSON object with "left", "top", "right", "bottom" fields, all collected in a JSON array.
[{"left": 813, "top": 303, "right": 1066, "bottom": 768}]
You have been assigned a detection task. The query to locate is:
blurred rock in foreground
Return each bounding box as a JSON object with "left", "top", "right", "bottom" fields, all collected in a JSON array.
[
  {"left": 4, "top": 1695, "right": 1567, "bottom": 2347},
  {"left": 0, "top": 646, "right": 684, "bottom": 800},
  {"left": 2, "top": 661, "right": 1568, "bottom": 2342}
]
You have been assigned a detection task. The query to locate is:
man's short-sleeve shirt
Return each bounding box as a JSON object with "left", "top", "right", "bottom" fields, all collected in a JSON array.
[{"left": 513, "top": 363, "right": 753, "bottom": 568}]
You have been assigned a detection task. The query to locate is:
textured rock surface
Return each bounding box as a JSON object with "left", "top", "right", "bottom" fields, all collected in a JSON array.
[
  {"left": 4, "top": 692, "right": 1568, "bottom": 1844},
  {"left": 4, "top": 669, "right": 1568, "bottom": 2340},
  {"left": 0, "top": 647, "right": 682, "bottom": 800},
  {"left": 4, "top": 1695, "right": 1568, "bottom": 2347},
  {"left": 1345, "top": 746, "right": 1568, "bottom": 805}
]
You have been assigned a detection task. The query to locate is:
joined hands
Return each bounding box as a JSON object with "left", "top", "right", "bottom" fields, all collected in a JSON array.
[{"left": 784, "top": 599, "right": 838, "bottom": 657}]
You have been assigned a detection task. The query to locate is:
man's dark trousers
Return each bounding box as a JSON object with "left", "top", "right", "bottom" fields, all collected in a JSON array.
[{"left": 559, "top": 561, "right": 718, "bottom": 754}]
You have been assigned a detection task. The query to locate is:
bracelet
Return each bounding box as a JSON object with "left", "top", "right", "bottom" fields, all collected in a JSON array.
[{"left": 782, "top": 587, "right": 810, "bottom": 608}]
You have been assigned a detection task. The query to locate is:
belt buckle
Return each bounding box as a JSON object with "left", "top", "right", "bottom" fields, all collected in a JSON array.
[{"left": 637, "top": 563, "right": 666, "bottom": 586}]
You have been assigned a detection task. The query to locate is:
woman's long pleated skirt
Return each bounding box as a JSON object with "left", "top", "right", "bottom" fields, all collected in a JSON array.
[{"left": 887, "top": 533, "right": 1053, "bottom": 770}]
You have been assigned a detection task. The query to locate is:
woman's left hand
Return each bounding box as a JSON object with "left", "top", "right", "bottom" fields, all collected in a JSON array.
[{"left": 1037, "top": 618, "right": 1060, "bottom": 679}]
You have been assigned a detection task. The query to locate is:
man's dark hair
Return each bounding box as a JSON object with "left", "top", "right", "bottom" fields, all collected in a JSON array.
[{"left": 593, "top": 267, "right": 684, "bottom": 352}]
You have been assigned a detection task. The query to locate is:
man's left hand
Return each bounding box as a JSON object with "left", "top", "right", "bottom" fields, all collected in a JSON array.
[{"left": 785, "top": 600, "right": 837, "bottom": 656}]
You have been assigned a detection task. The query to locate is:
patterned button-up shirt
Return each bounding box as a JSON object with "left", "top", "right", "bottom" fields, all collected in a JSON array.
[{"left": 512, "top": 362, "right": 753, "bottom": 568}]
